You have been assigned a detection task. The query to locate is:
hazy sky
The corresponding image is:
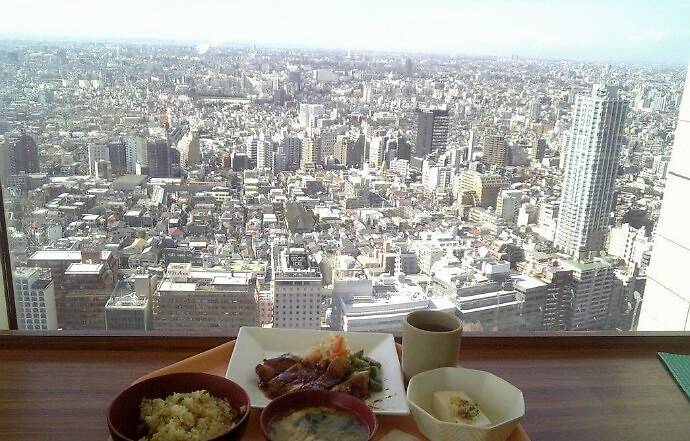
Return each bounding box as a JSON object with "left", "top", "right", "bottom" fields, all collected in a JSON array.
[{"left": 1, "top": 0, "right": 689, "bottom": 63}]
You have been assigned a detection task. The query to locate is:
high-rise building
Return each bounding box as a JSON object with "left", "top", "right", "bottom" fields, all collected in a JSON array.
[
  {"left": 638, "top": 67, "right": 690, "bottom": 331},
  {"left": 287, "top": 71, "right": 302, "bottom": 91},
  {"left": 607, "top": 223, "right": 652, "bottom": 270},
  {"left": 60, "top": 259, "right": 116, "bottom": 330},
  {"left": 529, "top": 138, "right": 546, "bottom": 162},
  {"left": 246, "top": 135, "right": 259, "bottom": 164},
  {"left": 175, "top": 132, "right": 201, "bottom": 167},
  {"left": 88, "top": 144, "right": 110, "bottom": 176},
  {"left": 231, "top": 152, "right": 249, "bottom": 171},
  {"left": 147, "top": 139, "right": 172, "bottom": 178},
  {"left": 0, "top": 140, "right": 7, "bottom": 177},
  {"left": 342, "top": 175, "right": 371, "bottom": 209},
  {"left": 389, "top": 158, "right": 410, "bottom": 179},
  {"left": 272, "top": 244, "right": 323, "bottom": 329},
  {"left": 13, "top": 267, "right": 57, "bottom": 330},
  {"left": 125, "top": 134, "right": 146, "bottom": 173},
  {"left": 457, "top": 170, "right": 507, "bottom": 209},
  {"left": 414, "top": 108, "right": 449, "bottom": 157},
  {"left": 483, "top": 134, "right": 508, "bottom": 167},
  {"left": 153, "top": 263, "right": 259, "bottom": 333},
  {"left": 27, "top": 249, "right": 117, "bottom": 294},
  {"left": 529, "top": 100, "right": 540, "bottom": 122},
  {"left": 369, "top": 136, "right": 386, "bottom": 167},
  {"left": 107, "top": 137, "right": 127, "bottom": 174},
  {"left": 561, "top": 258, "right": 615, "bottom": 330},
  {"left": 539, "top": 266, "right": 574, "bottom": 331},
  {"left": 496, "top": 189, "right": 523, "bottom": 224},
  {"left": 105, "top": 275, "right": 153, "bottom": 331},
  {"left": 334, "top": 134, "right": 364, "bottom": 168},
  {"left": 404, "top": 58, "right": 414, "bottom": 77},
  {"left": 273, "top": 87, "right": 287, "bottom": 107},
  {"left": 300, "top": 135, "right": 321, "bottom": 168},
  {"left": 2, "top": 131, "right": 39, "bottom": 175},
  {"left": 395, "top": 135, "right": 412, "bottom": 161},
  {"left": 320, "top": 126, "right": 344, "bottom": 159},
  {"left": 256, "top": 139, "right": 275, "bottom": 170},
  {"left": 169, "top": 147, "right": 181, "bottom": 177},
  {"left": 421, "top": 159, "right": 453, "bottom": 193},
  {"left": 531, "top": 138, "right": 547, "bottom": 162},
  {"left": 362, "top": 84, "right": 373, "bottom": 103},
  {"left": 278, "top": 134, "right": 302, "bottom": 171},
  {"left": 515, "top": 262, "right": 574, "bottom": 331},
  {"left": 554, "top": 84, "right": 628, "bottom": 259},
  {"left": 467, "top": 129, "right": 476, "bottom": 162},
  {"left": 299, "top": 104, "right": 326, "bottom": 131},
  {"left": 95, "top": 160, "right": 112, "bottom": 179},
  {"left": 334, "top": 135, "right": 353, "bottom": 167}
]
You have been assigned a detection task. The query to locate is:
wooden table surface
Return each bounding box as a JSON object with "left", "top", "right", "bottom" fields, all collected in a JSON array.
[{"left": 1, "top": 332, "right": 689, "bottom": 441}]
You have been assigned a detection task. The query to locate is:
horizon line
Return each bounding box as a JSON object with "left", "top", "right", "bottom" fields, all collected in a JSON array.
[{"left": 0, "top": 34, "right": 687, "bottom": 69}]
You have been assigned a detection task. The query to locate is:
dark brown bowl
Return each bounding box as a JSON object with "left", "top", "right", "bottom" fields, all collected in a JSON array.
[
  {"left": 107, "top": 372, "right": 250, "bottom": 441},
  {"left": 260, "top": 390, "right": 378, "bottom": 441}
]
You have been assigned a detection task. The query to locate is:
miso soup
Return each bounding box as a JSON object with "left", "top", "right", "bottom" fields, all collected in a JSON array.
[{"left": 269, "top": 406, "right": 369, "bottom": 441}]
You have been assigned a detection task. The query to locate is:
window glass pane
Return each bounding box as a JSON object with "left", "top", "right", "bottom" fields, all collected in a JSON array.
[{"left": 0, "top": 8, "right": 688, "bottom": 333}]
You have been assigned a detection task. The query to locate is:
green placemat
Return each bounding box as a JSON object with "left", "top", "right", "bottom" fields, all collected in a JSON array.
[{"left": 658, "top": 352, "right": 690, "bottom": 400}]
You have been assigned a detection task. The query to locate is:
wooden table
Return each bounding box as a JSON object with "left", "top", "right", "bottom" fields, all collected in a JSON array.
[{"left": 1, "top": 332, "right": 689, "bottom": 441}]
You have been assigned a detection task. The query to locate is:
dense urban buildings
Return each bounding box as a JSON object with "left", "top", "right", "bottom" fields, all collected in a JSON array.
[{"left": 0, "top": 40, "right": 686, "bottom": 332}]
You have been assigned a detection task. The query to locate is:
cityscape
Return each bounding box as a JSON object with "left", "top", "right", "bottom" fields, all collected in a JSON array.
[{"left": 0, "top": 39, "right": 687, "bottom": 333}]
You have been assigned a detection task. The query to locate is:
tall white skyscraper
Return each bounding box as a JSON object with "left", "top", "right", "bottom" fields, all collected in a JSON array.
[
  {"left": 125, "top": 135, "right": 147, "bottom": 173},
  {"left": 638, "top": 66, "right": 690, "bottom": 331},
  {"left": 256, "top": 139, "right": 274, "bottom": 170},
  {"left": 298, "top": 104, "right": 326, "bottom": 133},
  {"left": 554, "top": 84, "right": 628, "bottom": 258},
  {"left": 246, "top": 135, "right": 259, "bottom": 163},
  {"left": 369, "top": 136, "right": 386, "bottom": 167}
]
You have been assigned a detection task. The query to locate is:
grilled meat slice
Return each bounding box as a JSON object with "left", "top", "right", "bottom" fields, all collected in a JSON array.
[
  {"left": 262, "top": 362, "right": 328, "bottom": 397},
  {"left": 304, "top": 373, "right": 343, "bottom": 390},
  {"left": 257, "top": 351, "right": 377, "bottom": 400},
  {"left": 265, "top": 363, "right": 304, "bottom": 397},
  {"left": 261, "top": 354, "right": 301, "bottom": 372},
  {"left": 331, "top": 370, "right": 370, "bottom": 398},
  {"left": 277, "top": 364, "right": 323, "bottom": 395},
  {"left": 255, "top": 363, "right": 278, "bottom": 384},
  {"left": 282, "top": 381, "right": 307, "bottom": 394},
  {"left": 302, "top": 356, "right": 351, "bottom": 390}
]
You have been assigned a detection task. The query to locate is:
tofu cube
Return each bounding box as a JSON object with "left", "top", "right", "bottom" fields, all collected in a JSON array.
[{"left": 431, "top": 390, "right": 491, "bottom": 427}]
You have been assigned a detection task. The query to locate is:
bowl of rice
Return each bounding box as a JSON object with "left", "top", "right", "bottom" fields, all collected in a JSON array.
[{"left": 108, "top": 372, "right": 250, "bottom": 441}]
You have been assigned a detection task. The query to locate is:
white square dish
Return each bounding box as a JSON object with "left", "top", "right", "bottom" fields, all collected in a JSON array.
[{"left": 226, "top": 327, "right": 409, "bottom": 415}]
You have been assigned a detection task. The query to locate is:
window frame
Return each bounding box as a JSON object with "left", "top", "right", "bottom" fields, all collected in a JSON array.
[{"left": 0, "top": 184, "right": 17, "bottom": 330}]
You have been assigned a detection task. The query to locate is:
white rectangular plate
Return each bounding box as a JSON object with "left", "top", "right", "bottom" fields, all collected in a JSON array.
[{"left": 226, "top": 327, "right": 409, "bottom": 415}]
